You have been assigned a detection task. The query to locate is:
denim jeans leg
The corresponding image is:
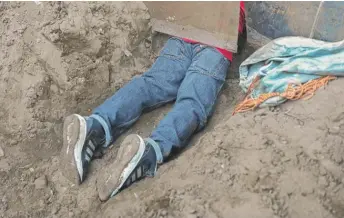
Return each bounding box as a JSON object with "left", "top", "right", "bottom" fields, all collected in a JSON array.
[
  {"left": 92, "top": 38, "right": 192, "bottom": 145},
  {"left": 150, "top": 45, "right": 230, "bottom": 158}
]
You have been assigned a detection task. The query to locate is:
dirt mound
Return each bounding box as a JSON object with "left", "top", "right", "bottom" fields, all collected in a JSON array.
[
  {"left": 0, "top": 1, "right": 152, "bottom": 217},
  {"left": 1, "top": 2, "right": 344, "bottom": 218},
  {"left": 96, "top": 78, "right": 344, "bottom": 218}
]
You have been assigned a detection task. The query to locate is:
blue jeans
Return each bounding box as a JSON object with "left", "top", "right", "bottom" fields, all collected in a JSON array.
[{"left": 93, "top": 38, "right": 230, "bottom": 159}]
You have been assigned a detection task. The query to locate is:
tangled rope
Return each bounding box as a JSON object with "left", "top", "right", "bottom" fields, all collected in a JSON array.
[{"left": 233, "top": 75, "right": 336, "bottom": 115}]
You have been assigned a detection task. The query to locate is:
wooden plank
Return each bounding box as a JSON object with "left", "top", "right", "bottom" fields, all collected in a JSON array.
[{"left": 145, "top": 2, "right": 240, "bottom": 52}]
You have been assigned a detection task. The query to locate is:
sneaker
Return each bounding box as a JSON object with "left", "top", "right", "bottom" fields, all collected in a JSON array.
[
  {"left": 96, "top": 134, "right": 163, "bottom": 201},
  {"left": 60, "top": 114, "right": 106, "bottom": 184}
]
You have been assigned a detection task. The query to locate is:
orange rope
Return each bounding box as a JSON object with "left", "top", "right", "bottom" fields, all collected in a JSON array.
[{"left": 233, "top": 75, "right": 336, "bottom": 115}]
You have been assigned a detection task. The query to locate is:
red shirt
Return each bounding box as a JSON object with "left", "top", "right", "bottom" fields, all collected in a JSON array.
[{"left": 183, "top": 1, "right": 245, "bottom": 62}]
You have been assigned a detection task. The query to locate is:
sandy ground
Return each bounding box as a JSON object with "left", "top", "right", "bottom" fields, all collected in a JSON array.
[{"left": 1, "top": 2, "right": 344, "bottom": 218}]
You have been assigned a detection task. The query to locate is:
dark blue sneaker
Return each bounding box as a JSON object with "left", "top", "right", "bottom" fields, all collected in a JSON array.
[
  {"left": 60, "top": 114, "right": 106, "bottom": 184},
  {"left": 96, "top": 134, "right": 163, "bottom": 201}
]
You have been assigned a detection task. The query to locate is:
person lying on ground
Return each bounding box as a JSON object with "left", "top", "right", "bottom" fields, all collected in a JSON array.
[{"left": 60, "top": 2, "right": 246, "bottom": 201}]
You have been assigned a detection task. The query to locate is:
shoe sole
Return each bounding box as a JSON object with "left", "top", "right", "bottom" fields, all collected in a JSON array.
[
  {"left": 60, "top": 114, "right": 87, "bottom": 184},
  {"left": 96, "top": 134, "right": 145, "bottom": 201}
]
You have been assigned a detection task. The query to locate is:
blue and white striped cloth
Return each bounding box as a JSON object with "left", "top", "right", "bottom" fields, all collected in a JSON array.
[{"left": 239, "top": 36, "right": 344, "bottom": 107}]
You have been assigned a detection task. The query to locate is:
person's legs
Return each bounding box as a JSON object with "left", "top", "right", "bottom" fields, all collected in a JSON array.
[
  {"left": 96, "top": 44, "right": 230, "bottom": 201},
  {"left": 60, "top": 38, "right": 193, "bottom": 185},
  {"left": 150, "top": 45, "right": 230, "bottom": 158},
  {"left": 93, "top": 38, "right": 193, "bottom": 146}
]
